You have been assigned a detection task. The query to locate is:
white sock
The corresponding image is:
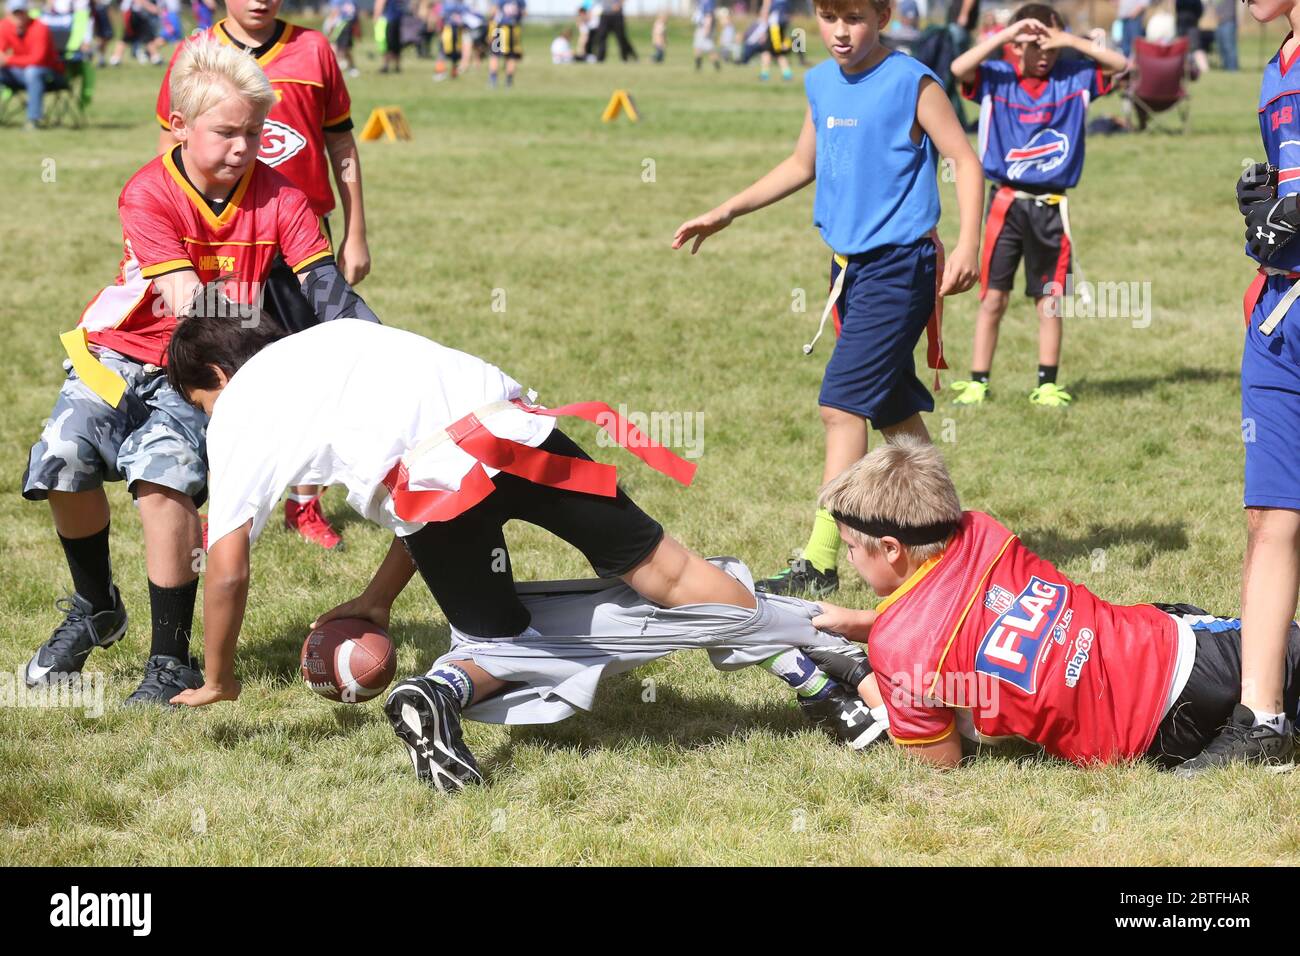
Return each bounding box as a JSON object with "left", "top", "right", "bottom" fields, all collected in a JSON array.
[
  {"left": 1249, "top": 708, "right": 1288, "bottom": 733},
  {"left": 286, "top": 492, "right": 315, "bottom": 504}
]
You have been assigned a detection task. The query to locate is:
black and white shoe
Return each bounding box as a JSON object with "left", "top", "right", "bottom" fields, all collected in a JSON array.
[
  {"left": 1173, "top": 704, "right": 1296, "bottom": 778},
  {"left": 756, "top": 558, "right": 839, "bottom": 598},
  {"left": 798, "top": 681, "right": 889, "bottom": 751},
  {"left": 384, "top": 676, "right": 484, "bottom": 792},
  {"left": 25, "top": 589, "right": 128, "bottom": 687},
  {"left": 125, "top": 655, "right": 204, "bottom": 707}
]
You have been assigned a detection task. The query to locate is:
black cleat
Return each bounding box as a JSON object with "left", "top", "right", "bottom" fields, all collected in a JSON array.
[
  {"left": 799, "top": 682, "right": 889, "bottom": 750},
  {"left": 384, "top": 676, "right": 484, "bottom": 792},
  {"left": 755, "top": 558, "right": 839, "bottom": 598},
  {"left": 1173, "top": 704, "right": 1295, "bottom": 778},
  {"left": 124, "top": 655, "right": 204, "bottom": 706},
  {"left": 25, "top": 589, "right": 128, "bottom": 687}
]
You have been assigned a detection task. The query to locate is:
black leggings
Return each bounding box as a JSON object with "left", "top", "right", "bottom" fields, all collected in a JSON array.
[
  {"left": 1146, "top": 613, "right": 1300, "bottom": 767},
  {"left": 401, "top": 428, "right": 664, "bottom": 639}
]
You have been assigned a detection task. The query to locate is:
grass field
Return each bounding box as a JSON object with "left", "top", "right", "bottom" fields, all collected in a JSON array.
[{"left": 4, "top": 18, "right": 1300, "bottom": 866}]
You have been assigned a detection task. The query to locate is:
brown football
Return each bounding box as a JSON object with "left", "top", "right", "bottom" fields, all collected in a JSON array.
[{"left": 300, "top": 618, "right": 397, "bottom": 703}]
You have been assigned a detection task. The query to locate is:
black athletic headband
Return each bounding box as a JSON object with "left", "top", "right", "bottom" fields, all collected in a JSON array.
[{"left": 830, "top": 511, "right": 959, "bottom": 546}]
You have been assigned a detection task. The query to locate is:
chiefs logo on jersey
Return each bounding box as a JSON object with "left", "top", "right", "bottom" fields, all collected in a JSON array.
[
  {"left": 1004, "top": 128, "right": 1070, "bottom": 181},
  {"left": 975, "top": 576, "right": 1068, "bottom": 694},
  {"left": 259, "top": 119, "right": 308, "bottom": 168}
]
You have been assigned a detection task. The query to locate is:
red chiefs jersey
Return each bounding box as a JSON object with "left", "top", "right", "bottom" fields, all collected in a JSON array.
[
  {"left": 868, "top": 511, "right": 1179, "bottom": 765},
  {"left": 156, "top": 20, "right": 352, "bottom": 218},
  {"left": 78, "top": 148, "right": 332, "bottom": 366}
]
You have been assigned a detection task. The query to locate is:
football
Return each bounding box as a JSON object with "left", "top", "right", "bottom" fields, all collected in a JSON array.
[{"left": 300, "top": 618, "right": 397, "bottom": 703}]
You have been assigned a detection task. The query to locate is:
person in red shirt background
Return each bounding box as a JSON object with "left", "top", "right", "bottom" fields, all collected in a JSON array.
[{"left": 0, "top": 0, "right": 63, "bottom": 128}]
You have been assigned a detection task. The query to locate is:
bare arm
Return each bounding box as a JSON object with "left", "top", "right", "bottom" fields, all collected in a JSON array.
[
  {"left": 672, "top": 105, "right": 816, "bottom": 254},
  {"left": 951, "top": 19, "right": 1043, "bottom": 83},
  {"left": 312, "top": 535, "right": 417, "bottom": 630},
  {"left": 1041, "top": 26, "right": 1128, "bottom": 75},
  {"left": 325, "top": 129, "right": 371, "bottom": 286},
  {"left": 152, "top": 269, "right": 203, "bottom": 317},
  {"left": 171, "top": 521, "right": 252, "bottom": 707},
  {"left": 916, "top": 76, "right": 983, "bottom": 295}
]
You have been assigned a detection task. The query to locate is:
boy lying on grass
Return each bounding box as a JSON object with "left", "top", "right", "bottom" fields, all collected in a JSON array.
[{"left": 809, "top": 440, "right": 1300, "bottom": 774}]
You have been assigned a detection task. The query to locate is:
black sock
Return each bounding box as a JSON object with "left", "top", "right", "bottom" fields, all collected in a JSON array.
[
  {"left": 149, "top": 579, "right": 197, "bottom": 661},
  {"left": 1037, "top": 364, "right": 1058, "bottom": 386},
  {"left": 59, "top": 524, "right": 114, "bottom": 612},
  {"left": 971, "top": 370, "right": 990, "bottom": 385}
]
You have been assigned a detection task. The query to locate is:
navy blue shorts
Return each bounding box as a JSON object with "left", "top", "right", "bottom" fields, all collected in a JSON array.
[
  {"left": 818, "top": 237, "right": 937, "bottom": 429},
  {"left": 1242, "top": 275, "right": 1300, "bottom": 509}
]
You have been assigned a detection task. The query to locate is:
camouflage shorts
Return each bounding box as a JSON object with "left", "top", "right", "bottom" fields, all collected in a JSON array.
[{"left": 22, "top": 348, "right": 209, "bottom": 503}]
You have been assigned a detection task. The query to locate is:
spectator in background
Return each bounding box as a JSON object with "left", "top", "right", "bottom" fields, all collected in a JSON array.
[
  {"left": 192, "top": 0, "right": 215, "bottom": 31},
  {"left": 552, "top": 24, "right": 574, "bottom": 61},
  {"left": 1213, "top": 0, "right": 1236, "bottom": 70},
  {"left": 888, "top": 0, "right": 923, "bottom": 57},
  {"left": 593, "top": 0, "right": 635, "bottom": 62},
  {"left": 91, "top": 0, "right": 114, "bottom": 66},
  {"left": 1116, "top": 0, "right": 1147, "bottom": 56},
  {"left": 651, "top": 11, "right": 665, "bottom": 62},
  {"left": 0, "top": 0, "right": 63, "bottom": 128},
  {"left": 1145, "top": 0, "right": 1176, "bottom": 40},
  {"left": 1175, "top": 0, "right": 1208, "bottom": 74},
  {"left": 718, "top": 6, "right": 735, "bottom": 61},
  {"left": 375, "top": 0, "right": 405, "bottom": 72},
  {"left": 326, "top": 0, "right": 360, "bottom": 75}
]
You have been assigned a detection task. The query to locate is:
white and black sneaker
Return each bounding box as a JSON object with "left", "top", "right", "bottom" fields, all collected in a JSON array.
[
  {"left": 384, "top": 676, "right": 484, "bottom": 792},
  {"left": 799, "top": 682, "right": 890, "bottom": 751},
  {"left": 25, "top": 589, "right": 128, "bottom": 687}
]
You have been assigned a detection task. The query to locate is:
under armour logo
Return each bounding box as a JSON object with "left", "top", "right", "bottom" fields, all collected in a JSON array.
[{"left": 1257, "top": 227, "right": 1277, "bottom": 244}]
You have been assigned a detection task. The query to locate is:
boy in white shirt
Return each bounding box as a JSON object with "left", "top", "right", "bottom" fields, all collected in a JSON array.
[{"left": 166, "top": 315, "right": 885, "bottom": 791}]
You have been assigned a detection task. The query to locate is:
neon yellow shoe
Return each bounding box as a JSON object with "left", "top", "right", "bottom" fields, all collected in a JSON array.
[
  {"left": 1029, "top": 382, "right": 1073, "bottom": 407},
  {"left": 950, "top": 380, "right": 990, "bottom": 405}
]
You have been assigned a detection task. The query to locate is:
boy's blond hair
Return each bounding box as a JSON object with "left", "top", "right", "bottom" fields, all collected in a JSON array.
[
  {"left": 169, "top": 36, "right": 275, "bottom": 124},
  {"left": 818, "top": 438, "right": 962, "bottom": 562}
]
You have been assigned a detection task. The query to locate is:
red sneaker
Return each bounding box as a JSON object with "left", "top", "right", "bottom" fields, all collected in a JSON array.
[{"left": 285, "top": 496, "right": 344, "bottom": 550}]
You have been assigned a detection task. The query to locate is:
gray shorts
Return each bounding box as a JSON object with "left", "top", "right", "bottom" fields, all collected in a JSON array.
[{"left": 22, "top": 348, "right": 209, "bottom": 503}]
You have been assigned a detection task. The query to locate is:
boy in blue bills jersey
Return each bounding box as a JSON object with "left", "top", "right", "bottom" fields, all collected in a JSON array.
[
  {"left": 488, "top": 0, "right": 524, "bottom": 88},
  {"left": 673, "top": 0, "right": 984, "bottom": 598},
  {"left": 948, "top": 5, "right": 1125, "bottom": 408},
  {"left": 1180, "top": 0, "right": 1300, "bottom": 774}
]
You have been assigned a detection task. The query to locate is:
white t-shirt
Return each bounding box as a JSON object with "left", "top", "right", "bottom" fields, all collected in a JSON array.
[{"left": 204, "top": 320, "right": 555, "bottom": 547}]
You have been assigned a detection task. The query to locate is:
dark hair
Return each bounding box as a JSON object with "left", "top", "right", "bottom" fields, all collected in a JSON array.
[
  {"left": 1012, "top": 2, "right": 1065, "bottom": 29},
  {"left": 167, "top": 313, "right": 285, "bottom": 398}
]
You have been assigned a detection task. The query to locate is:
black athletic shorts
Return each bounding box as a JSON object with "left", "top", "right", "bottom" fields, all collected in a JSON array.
[
  {"left": 261, "top": 218, "right": 332, "bottom": 333},
  {"left": 1145, "top": 608, "right": 1300, "bottom": 768},
  {"left": 400, "top": 428, "right": 665, "bottom": 640},
  {"left": 982, "top": 184, "right": 1072, "bottom": 299}
]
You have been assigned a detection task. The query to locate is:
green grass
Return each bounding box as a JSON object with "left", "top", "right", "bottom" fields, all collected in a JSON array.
[{"left": 4, "top": 19, "right": 1300, "bottom": 865}]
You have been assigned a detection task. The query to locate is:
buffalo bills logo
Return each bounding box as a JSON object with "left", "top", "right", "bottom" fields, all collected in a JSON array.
[
  {"left": 974, "top": 576, "right": 1068, "bottom": 694},
  {"left": 259, "top": 119, "right": 307, "bottom": 168},
  {"left": 1004, "top": 129, "right": 1070, "bottom": 181}
]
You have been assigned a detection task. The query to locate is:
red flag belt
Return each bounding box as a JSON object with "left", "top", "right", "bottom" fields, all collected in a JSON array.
[{"left": 381, "top": 399, "right": 697, "bottom": 524}]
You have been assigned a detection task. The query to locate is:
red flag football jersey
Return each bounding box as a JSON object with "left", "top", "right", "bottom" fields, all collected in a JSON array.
[
  {"left": 78, "top": 149, "right": 332, "bottom": 366},
  {"left": 867, "top": 511, "right": 1179, "bottom": 765}
]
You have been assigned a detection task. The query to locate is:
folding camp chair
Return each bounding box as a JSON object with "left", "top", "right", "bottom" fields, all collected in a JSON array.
[
  {"left": 0, "top": 11, "right": 93, "bottom": 128},
  {"left": 1124, "top": 36, "right": 1192, "bottom": 133}
]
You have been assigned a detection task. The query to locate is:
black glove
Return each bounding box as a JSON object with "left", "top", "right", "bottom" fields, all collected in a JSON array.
[
  {"left": 1237, "top": 162, "right": 1278, "bottom": 216},
  {"left": 1245, "top": 193, "right": 1300, "bottom": 262},
  {"left": 805, "top": 643, "right": 872, "bottom": 690}
]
